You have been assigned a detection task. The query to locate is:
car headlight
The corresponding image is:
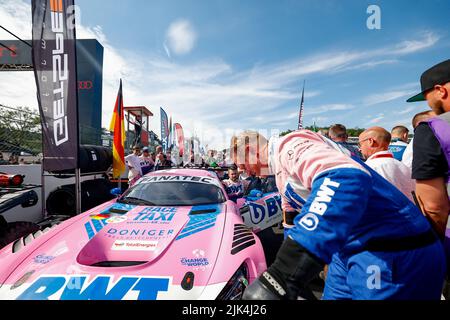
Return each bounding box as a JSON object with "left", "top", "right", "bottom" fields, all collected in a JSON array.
[{"left": 216, "top": 263, "right": 249, "bottom": 300}]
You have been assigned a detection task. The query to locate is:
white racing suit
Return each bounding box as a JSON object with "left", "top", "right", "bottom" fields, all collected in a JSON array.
[{"left": 244, "top": 130, "right": 446, "bottom": 300}]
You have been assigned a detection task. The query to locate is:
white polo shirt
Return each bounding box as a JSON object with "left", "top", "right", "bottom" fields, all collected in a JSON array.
[
  {"left": 365, "top": 150, "right": 415, "bottom": 203},
  {"left": 401, "top": 138, "right": 414, "bottom": 170}
]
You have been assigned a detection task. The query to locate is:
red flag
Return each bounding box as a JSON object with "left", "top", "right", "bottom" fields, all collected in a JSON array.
[
  {"left": 109, "top": 80, "right": 125, "bottom": 178},
  {"left": 175, "top": 123, "right": 185, "bottom": 156}
]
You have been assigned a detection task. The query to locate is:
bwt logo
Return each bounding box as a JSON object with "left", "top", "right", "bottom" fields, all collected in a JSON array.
[
  {"left": 299, "top": 178, "right": 340, "bottom": 231},
  {"left": 17, "top": 275, "right": 170, "bottom": 300},
  {"left": 248, "top": 195, "right": 282, "bottom": 225},
  {"left": 78, "top": 81, "right": 93, "bottom": 90}
]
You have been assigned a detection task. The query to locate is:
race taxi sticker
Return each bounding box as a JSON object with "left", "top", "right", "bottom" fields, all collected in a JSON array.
[
  {"left": 131, "top": 207, "right": 177, "bottom": 225},
  {"left": 111, "top": 240, "right": 158, "bottom": 251}
]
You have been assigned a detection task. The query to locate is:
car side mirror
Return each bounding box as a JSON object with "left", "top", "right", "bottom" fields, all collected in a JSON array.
[{"left": 110, "top": 188, "right": 122, "bottom": 196}]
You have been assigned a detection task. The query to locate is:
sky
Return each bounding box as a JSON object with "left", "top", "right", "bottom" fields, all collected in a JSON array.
[{"left": 0, "top": 0, "right": 449, "bottom": 149}]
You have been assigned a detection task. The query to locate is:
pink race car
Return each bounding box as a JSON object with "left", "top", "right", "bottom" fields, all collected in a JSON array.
[{"left": 0, "top": 169, "right": 266, "bottom": 300}]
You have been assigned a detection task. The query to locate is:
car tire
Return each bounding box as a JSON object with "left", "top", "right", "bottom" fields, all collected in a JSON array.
[{"left": 0, "top": 222, "right": 41, "bottom": 250}]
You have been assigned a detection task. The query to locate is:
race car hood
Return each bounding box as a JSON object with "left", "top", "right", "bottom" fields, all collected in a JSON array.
[{"left": 0, "top": 200, "right": 231, "bottom": 300}]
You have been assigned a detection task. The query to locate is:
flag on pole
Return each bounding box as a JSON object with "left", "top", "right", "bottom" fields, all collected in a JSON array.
[
  {"left": 160, "top": 108, "right": 169, "bottom": 152},
  {"left": 32, "top": 0, "right": 79, "bottom": 171},
  {"left": 168, "top": 116, "right": 173, "bottom": 149},
  {"left": 109, "top": 80, "right": 126, "bottom": 178},
  {"left": 175, "top": 123, "right": 185, "bottom": 156},
  {"left": 298, "top": 80, "right": 306, "bottom": 130}
]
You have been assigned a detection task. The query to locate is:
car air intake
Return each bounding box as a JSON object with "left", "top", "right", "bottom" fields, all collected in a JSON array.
[
  {"left": 90, "top": 261, "right": 147, "bottom": 267},
  {"left": 107, "top": 208, "right": 129, "bottom": 214},
  {"left": 190, "top": 208, "right": 217, "bottom": 215}
]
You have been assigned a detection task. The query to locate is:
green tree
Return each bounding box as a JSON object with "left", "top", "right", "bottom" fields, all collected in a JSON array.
[
  {"left": 280, "top": 129, "right": 294, "bottom": 137},
  {"left": 279, "top": 126, "right": 366, "bottom": 138},
  {"left": 0, "top": 105, "right": 42, "bottom": 154}
]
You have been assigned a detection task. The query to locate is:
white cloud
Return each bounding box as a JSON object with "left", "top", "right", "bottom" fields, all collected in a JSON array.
[
  {"left": 163, "top": 41, "right": 171, "bottom": 59},
  {"left": 165, "top": 19, "right": 197, "bottom": 56},
  {"left": 305, "top": 104, "right": 355, "bottom": 115},
  {"left": 334, "top": 59, "right": 398, "bottom": 73},
  {"left": 367, "top": 114, "right": 385, "bottom": 125},
  {"left": 363, "top": 89, "right": 417, "bottom": 106},
  {"left": 396, "top": 106, "right": 416, "bottom": 115},
  {"left": 311, "top": 117, "right": 329, "bottom": 125},
  {"left": 391, "top": 31, "right": 440, "bottom": 55}
]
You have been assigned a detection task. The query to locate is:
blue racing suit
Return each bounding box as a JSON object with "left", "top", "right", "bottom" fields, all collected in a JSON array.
[{"left": 274, "top": 130, "right": 446, "bottom": 300}]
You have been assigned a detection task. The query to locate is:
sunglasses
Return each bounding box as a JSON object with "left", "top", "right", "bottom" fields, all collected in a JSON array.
[{"left": 357, "top": 138, "right": 370, "bottom": 147}]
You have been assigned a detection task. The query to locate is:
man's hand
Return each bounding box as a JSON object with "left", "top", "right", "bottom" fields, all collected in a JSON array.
[
  {"left": 243, "top": 237, "right": 324, "bottom": 300},
  {"left": 415, "top": 177, "right": 450, "bottom": 238}
]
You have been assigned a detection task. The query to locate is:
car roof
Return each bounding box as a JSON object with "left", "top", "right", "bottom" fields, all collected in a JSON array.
[{"left": 145, "top": 168, "right": 219, "bottom": 179}]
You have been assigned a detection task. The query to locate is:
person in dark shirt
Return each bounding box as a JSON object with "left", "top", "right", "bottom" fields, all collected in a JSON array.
[
  {"left": 407, "top": 59, "right": 450, "bottom": 238},
  {"left": 407, "top": 59, "right": 450, "bottom": 299}
]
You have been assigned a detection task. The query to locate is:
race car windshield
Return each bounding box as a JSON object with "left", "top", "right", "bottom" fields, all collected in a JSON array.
[{"left": 119, "top": 181, "right": 226, "bottom": 206}]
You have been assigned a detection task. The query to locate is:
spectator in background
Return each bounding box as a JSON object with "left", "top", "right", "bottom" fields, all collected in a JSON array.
[
  {"left": 125, "top": 145, "right": 142, "bottom": 187},
  {"left": 222, "top": 166, "right": 250, "bottom": 202},
  {"left": 220, "top": 150, "right": 234, "bottom": 167},
  {"left": 165, "top": 150, "right": 175, "bottom": 167},
  {"left": 139, "top": 147, "right": 155, "bottom": 175},
  {"left": 0, "top": 153, "right": 7, "bottom": 165},
  {"left": 318, "top": 129, "right": 329, "bottom": 138},
  {"left": 183, "top": 150, "right": 197, "bottom": 168},
  {"left": 328, "top": 124, "right": 363, "bottom": 159},
  {"left": 402, "top": 110, "right": 436, "bottom": 169},
  {"left": 155, "top": 152, "right": 172, "bottom": 170},
  {"left": 359, "top": 127, "right": 415, "bottom": 202},
  {"left": 388, "top": 126, "right": 409, "bottom": 161},
  {"left": 205, "top": 150, "right": 218, "bottom": 167},
  {"left": 9, "top": 154, "right": 18, "bottom": 165}
]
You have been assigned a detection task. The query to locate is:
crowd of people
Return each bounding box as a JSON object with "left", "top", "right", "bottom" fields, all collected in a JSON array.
[
  {"left": 123, "top": 144, "right": 234, "bottom": 187},
  {"left": 236, "top": 58, "right": 450, "bottom": 300},
  {"left": 0, "top": 153, "right": 40, "bottom": 165}
]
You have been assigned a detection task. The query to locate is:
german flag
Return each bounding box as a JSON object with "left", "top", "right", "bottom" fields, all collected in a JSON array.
[{"left": 109, "top": 80, "right": 126, "bottom": 178}]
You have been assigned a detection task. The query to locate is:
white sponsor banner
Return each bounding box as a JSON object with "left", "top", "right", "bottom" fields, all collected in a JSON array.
[{"left": 111, "top": 240, "right": 158, "bottom": 251}]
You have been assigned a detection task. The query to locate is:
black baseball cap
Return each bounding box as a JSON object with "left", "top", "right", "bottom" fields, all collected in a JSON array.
[{"left": 407, "top": 59, "right": 450, "bottom": 103}]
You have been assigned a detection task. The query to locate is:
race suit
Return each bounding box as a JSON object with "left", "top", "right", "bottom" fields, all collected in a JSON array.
[
  {"left": 271, "top": 130, "right": 446, "bottom": 300},
  {"left": 222, "top": 179, "right": 250, "bottom": 202}
]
